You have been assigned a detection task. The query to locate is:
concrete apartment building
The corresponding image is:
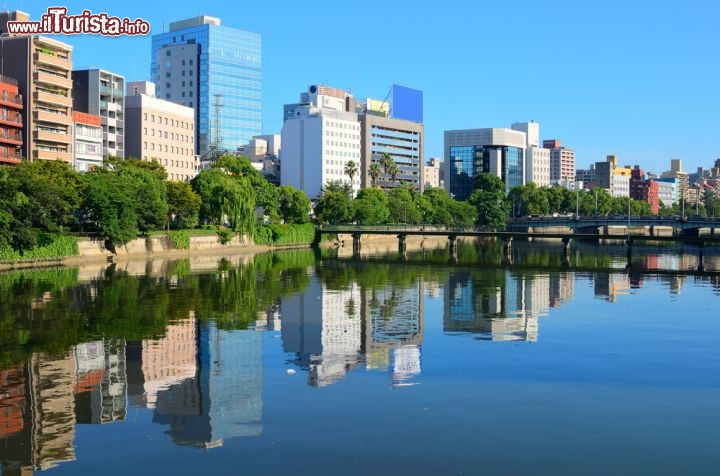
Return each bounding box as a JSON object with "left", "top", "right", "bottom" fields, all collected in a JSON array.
[
  {"left": 544, "top": 139, "right": 575, "bottom": 184},
  {"left": 281, "top": 85, "right": 362, "bottom": 198},
  {"left": 125, "top": 81, "right": 198, "bottom": 182},
  {"left": 237, "top": 134, "right": 281, "bottom": 185},
  {"left": 444, "top": 127, "right": 526, "bottom": 199},
  {"left": 359, "top": 112, "right": 424, "bottom": 192},
  {"left": 512, "top": 121, "right": 551, "bottom": 187},
  {"left": 72, "top": 111, "right": 103, "bottom": 172},
  {"left": 424, "top": 158, "right": 443, "bottom": 189},
  {"left": 72, "top": 69, "right": 125, "bottom": 159},
  {"left": 661, "top": 159, "right": 689, "bottom": 203},
  {"left": 1, "top": 11, "right": 74, "bottom": 163},
  {"left": 0, "top": 75, "right": 23, "bottom": 164}
]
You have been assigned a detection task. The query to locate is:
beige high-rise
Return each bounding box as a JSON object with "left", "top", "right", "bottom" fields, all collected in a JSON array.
[{"left": 1, "top": 11, "right": 74, "bottom": 163}]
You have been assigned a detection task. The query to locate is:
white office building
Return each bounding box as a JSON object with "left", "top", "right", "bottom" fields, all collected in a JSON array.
[{"left": 281, "top": 85, "right": 361, "bottom": 198}]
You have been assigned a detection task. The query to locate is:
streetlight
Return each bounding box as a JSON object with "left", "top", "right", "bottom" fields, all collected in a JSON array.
[
  {"left": 575, "top": 188, "right": 579, "bottom": 217},
  {"left": 594, "top": 189, "right": 598, "bottom": 215}
]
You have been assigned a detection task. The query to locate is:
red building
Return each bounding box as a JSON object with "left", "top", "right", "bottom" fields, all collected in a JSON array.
[
  {"left": 629, "top": 166, "right": 659, "bottom": 215},
  {"left": 0, "top": 75, "right": 23, "bottom": 164},
  {"left": 646, "top": 179, "right": 659, "bottom": 215}
]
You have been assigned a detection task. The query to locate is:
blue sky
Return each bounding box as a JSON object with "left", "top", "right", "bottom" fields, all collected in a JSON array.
[{"left": 12, "top": 0, "right": 720, "bottom": 174}]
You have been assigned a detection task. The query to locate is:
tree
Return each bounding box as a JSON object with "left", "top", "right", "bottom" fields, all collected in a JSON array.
[
  {"left": 314, "top": 192, "right": 354, "bottom": 225},
  {"left": 705, "top": 189, "right": 720, "bottom": 217},
  {"left": 0, "top": 167, "right": 35, "bottom": 253},
  {"left": 278, "top": 185, "right": 311, "bottom": 224},
  {"left": 468, "top": 173, "right": 510, "bottom": 228},
  {"left": 166, "top": 181, "right": 201, "bottom": 229},
  {"left": 320, "top": 179, "right": 352, "bottom": 198},
  {"left": 353, "top": 187, "right": 390, "bottom": 225},
  {"left": 212, "top": 155, "right": 279, "bottom": 222},
  {"left": 344, "top": 160, "right": 358, "bottom": 188},
  {"left": 423, "top": 187, "right": 453, "bottom": 225},
  {"left": 81, "top": 169, "right": 142, "bottom": 244},
  {"left": 388, "top": 187, "right": 421, "bottom": 224},
  {"left": 191, "top": 168, "right": 229, "bottom": 224},
  {"left": 109, "top": 156, "right": 168, "bottom": 181},
  {"left": 369, "top": 163, "right": 381, "bottom": 187},
  {"left": 16, "top": 160, "right": 84, "bottom": 233}
]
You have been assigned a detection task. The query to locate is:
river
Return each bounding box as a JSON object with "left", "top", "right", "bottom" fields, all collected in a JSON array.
[{"left": 1, "top": 241, "right": 718, "bottom": 475}]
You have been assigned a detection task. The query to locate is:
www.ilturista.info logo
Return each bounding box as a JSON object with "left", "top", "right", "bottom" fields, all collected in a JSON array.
[{"left": 6, "top": 7, "right": 150, "bottom": 36}]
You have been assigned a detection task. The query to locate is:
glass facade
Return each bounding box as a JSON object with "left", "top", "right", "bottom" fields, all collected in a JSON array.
[
  {"left": 449, "top": 145, "right": 524, "bottom": 199},
  {"left": 151, "top": 21, "right": 262, "bottom": 156}
]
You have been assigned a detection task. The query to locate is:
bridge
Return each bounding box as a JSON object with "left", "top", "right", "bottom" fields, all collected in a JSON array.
[
  {"left": 507, "top": 215, "right": 720, "bottom": 234},
  {"left": 316, "top": 223, "right": 720, "bottom": 270}
]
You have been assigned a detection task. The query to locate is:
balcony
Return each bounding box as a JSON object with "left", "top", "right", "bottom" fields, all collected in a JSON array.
[
  {"left": 0, "top": 92, "right": 22, "bottom": 109},
  {"left": 34, "top": 90, "right": 72, "bottom": 107},
  {"left": 34, "top": 129, "right": 72, "bottom": 144},
  {"left": 35, "top": 109, "right": 72, "bottom": 125},
  {"left": 0, "top": 130, "right": 23, "bottom": 145},
  {"left": 0, "top": 150, "right": 22, "bottom": 164},
  {"left": 35, "top": 70, "right": 72, "bottom": 89},
  {"left": 34, "top": 148, "right": 72, "bottom": 162},
  {"left": 33, "top": 51, "right": 71, "bottom": 70},
  {"left": 0, "top": 111, "right": 22, "bottom": 127}
]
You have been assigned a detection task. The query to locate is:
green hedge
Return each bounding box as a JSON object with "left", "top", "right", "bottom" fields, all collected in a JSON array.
[
  {"left": 0, "top": 234, "right": 79, "bottom": 262},
  {"left": 253, "top": 223, "right": 316, "bottom": 246},
  {"left": 167, "top": 230, "right": 191, "bottom": 249}
]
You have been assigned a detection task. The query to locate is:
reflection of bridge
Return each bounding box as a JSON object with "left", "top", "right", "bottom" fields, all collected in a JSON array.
[{"left": 316, "top": 223, "right": 720, "bottom": 271}]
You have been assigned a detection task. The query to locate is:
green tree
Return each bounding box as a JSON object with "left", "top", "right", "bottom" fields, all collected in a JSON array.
[
  {"left": 468, "top": 173, "right": 510, "bottom": 228},
  {"left": 320, "top": 179, "right": 353, "bottom": 198},
  {"left": 16, "top": 160, "right": 84, "bottom": 233},
  {"left": 278, "top": 185, "right": 311, "bottom": 224},
  {"left": 344, "top": 160, "right": 358, "bottom": 188},
  {"left": 213, "top": 155, "right": 279, "bottom": 222},
  {"left": 388, "top": 187, "right": 421, "bottom": 224},
  {"left": 81, "top": 169, "right": 142, "bottom": 244},
  {"left": 423, "top": 187, "right": 453, "bottom": 225},
  {"left": 191, "top": 168, "right": 229, "bottom": 224},
  {"left": 353, "top": 187, "right": 390, "bottom": 225},
  {"left": 109, "top": 156, "right": 168, "bottom": 181},
  {"left": 0, "top": 167, "right": 35, "bottom": 252},
  {"left": 166, "top": 181, "right": 201, "bottom": 229},
  {"left": 314, "top": 192, "right": 354, "bottom": 225},
  {"left": 369, "top": 163, "right": 381, "bottom": 187},
  {"left": 705, "top": 189, "right": 720, "bottom": 217}
]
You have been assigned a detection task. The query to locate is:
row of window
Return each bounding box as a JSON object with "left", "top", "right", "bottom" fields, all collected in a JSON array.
[
  {"left": 165, "top": 70, "right": 194, "bottom": 78},
  {"left": 325, "top": 150, "right": 359, "bottom": 159},
  {"left": 325, "top": 140, "right": 359, "bottom": 149},
  {"left": 325, "top": 130, "right": 358, "bottom": 140},
  {"left": 143, "top": 113, "right": 193, "bottom": 130},
  {"left": 142, "top": 128, "right": 193, "bottom": 143},
  {"left": 325, "top": 120, "right": 358, "bottom": 131},
  {"left": 143, "top": 142, "right": 193, "bottom": 155}
]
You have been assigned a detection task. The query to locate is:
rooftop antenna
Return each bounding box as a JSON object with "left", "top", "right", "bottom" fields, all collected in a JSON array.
[{"left": 213, "top": 93, "right": 223, "bottom": 151}]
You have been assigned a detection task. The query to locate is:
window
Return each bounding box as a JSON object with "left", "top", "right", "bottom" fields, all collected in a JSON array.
[
  {"left": 166, "top": 50, "right": 171, "bottom": 56},
  {"left": 181, "top": 60, "right": 185, "bottom": 66},
  {"left": 182, "top": 81, "right": 185, "bottom": 87},
  {"left": 182, "top": 71, "right": 185, "bottom": 77},
  {"left": 189, "top": 59, "right": 193, "bottom": 65},
  {"left": 166, "top": 72, "right": 171, "bottom": 78},
  {"left": 189, "top": 91, "right": 193, "bottom": 97},
  {"left": 143, "top": 142, "right": 147, "bottom": 149}
]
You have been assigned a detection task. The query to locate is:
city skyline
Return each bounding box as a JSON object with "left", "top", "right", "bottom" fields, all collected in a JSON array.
[{"left": 8, "top": 0, "right": 717, "bottom": 175}]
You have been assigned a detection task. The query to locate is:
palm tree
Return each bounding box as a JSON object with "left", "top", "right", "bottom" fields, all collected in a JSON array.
[
  {"left": 344, "top": 160, "right": 358, "bottom": 186},
  {"left": 380, "top": 153, "right": 394, "bottom": 178},
  {"left": 388, "top": 162, "right": 400, "bottom": 185},
  {"left": 369, "top": 163, "right": 381, "bottom": 187}
]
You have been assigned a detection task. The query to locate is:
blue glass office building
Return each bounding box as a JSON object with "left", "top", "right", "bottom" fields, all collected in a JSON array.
[
  {"left": 444, "top": 128, "right": 526, "bottom": 200},
  {"left": 151, "top": 16, "right": 261, "bottom": 156}
]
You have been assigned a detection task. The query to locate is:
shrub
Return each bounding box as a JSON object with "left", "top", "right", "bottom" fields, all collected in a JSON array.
[
  {"left": 167, "top": 230, "right": 191, "bottom": 250},
  {"left": 216, "top": 227, "right": 234, "bottom": 245}
]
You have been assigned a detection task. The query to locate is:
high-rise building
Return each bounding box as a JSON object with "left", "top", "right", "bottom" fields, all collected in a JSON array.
[
  {"left": 662, "top": 159, "right": 689, "bottom": 202},
  {"left": 0, "top": 74, "right": 23, "bottom": 164},
  {"left": 71, "top": 69, "right": 125, "bottom": 159},
  {"left": 151, "top": 15, "right": 262, "bottom": 158},
  {"left": 281, "top": 85, "right": 361, "bottom": 198},
  {"left": 512, "top": 121, "right": 550, "bottom": 186},
  {"left": 1, "top": 11, "right": 73, "bottom": 163},
  {"left": 72, "top": 111, "right": 103, "bottom": 171},
  {"left": 125, "top": 81, "right": 198, "bottom": 182},
  {"left": 359, "top": 113, "right": 424, "bottom": 192},
  {"left": 544, "top": 139, "right": 575, "bottom": 184},
  {"left": 445, "top": 127, "right": 526, "bottom": 199}
]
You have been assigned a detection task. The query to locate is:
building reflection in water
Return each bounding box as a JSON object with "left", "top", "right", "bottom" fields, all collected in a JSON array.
[
  {"left": 444, "top": 271, "right": 574, "bottom": 342},
  {"left": 280, "top": 275, "right": 424, "bottom": 388},
  {"left": 126, "top": 315, "right": 264, "bottom": 448},
  {"left": 0, "top": 340, "right": 127, "bottom": 474}
]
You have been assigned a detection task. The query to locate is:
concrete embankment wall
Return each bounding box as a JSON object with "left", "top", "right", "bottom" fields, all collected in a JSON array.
[{"left": 76, "top": 234, "right": 254, "bottom": 260}]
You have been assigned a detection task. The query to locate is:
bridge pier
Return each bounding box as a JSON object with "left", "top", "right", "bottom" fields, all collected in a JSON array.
[
  {"left": 398, "top": 233, "right": 407, "bottom": 254},
  {"left": 448, "top": 234, "right": 457, "bottom": 261},
  {"left": 352, "top": 232, "right": 362, "bottom": 258},
  {"left": 698, "top": 242, "right": 705, "bottom": 272},
  {"left": 503, "top": 237, "right": 513, "bottom": 265},
  {"left": 562, "top": 237, "right": 572, "bottom": 267}
]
